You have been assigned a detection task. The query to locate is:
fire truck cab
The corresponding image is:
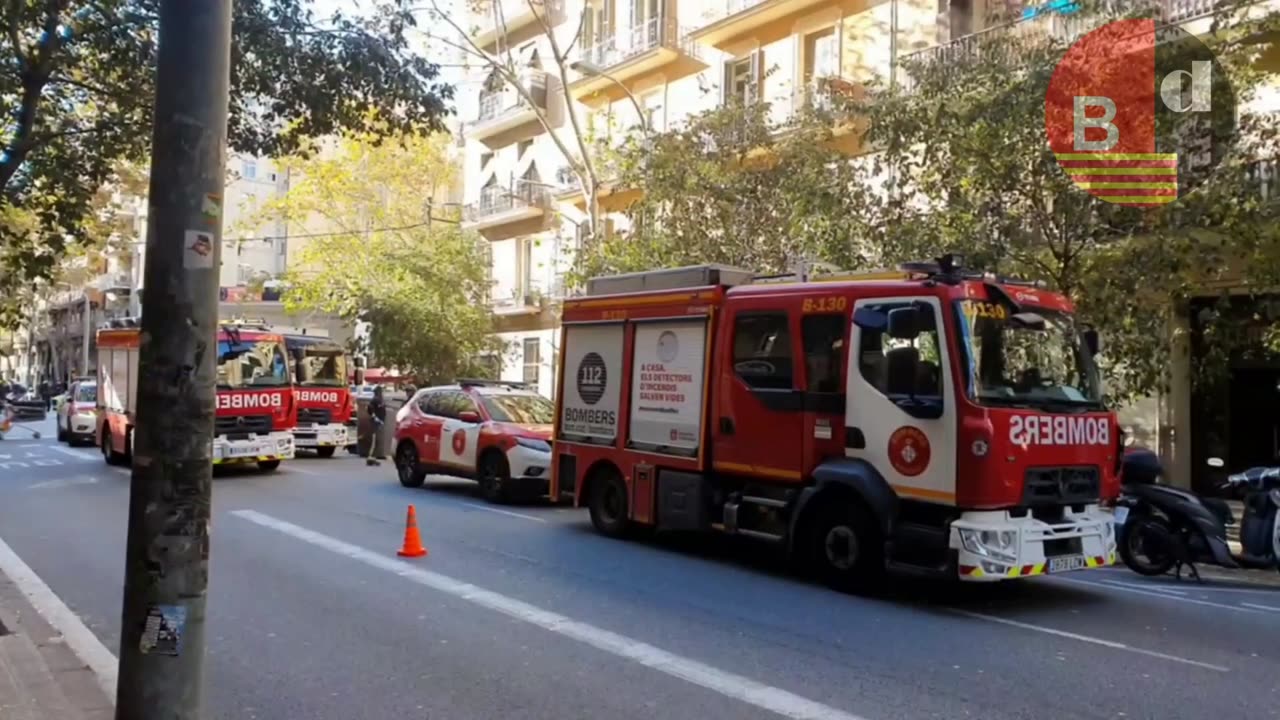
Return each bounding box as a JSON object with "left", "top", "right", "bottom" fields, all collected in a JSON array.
[
  {"left": 551, "top": 259, "right": 1120, "bottom": 586},
  {"left": 278, "top": 327, "right": 353, "bottom": 457}
]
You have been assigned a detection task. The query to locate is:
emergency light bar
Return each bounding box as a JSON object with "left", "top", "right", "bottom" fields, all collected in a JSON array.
[{"left": 457, "top": 378, "right": 532, "bottom": 390}]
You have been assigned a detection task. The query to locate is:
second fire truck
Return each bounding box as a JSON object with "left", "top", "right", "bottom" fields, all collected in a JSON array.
[
  {"left": 279, "top": 328, "right": 354, "bottom": 457},
  {"left": 550, "top": 258, "right": 1120, "bottom": 587}
]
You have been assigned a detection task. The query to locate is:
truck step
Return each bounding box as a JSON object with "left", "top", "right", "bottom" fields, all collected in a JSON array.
[
  {"left": 710, "top": 523, "right": 784, "bottom": 543},
  {"left": 740, "top": 495, "right": 788, "bottom": 509}
]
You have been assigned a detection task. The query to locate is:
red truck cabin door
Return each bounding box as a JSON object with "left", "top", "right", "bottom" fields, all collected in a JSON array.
[
  {"left": 712, "top": 306, "right": 806, "bottom": 482},
  {"left": 847, "top": 296, "right": 958, "bottom": 505}
]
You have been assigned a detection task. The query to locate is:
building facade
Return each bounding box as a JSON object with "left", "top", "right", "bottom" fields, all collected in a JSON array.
[{"left": 460, "top": 0, "right": 1276, "bottom": 486}]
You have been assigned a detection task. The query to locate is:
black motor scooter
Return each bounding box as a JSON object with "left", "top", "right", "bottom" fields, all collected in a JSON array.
[{"left": 1115, "top": 449, "right": 1280, "bottom": 580}]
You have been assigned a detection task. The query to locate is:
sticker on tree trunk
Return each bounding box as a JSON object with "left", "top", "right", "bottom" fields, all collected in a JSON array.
[{"left": 139, "top": 604, "right": 186, "bottom": 656}]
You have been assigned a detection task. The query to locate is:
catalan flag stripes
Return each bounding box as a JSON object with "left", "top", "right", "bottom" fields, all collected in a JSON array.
[{"left": 1055, "top": 153, "right": 1179, "bottom": 206}]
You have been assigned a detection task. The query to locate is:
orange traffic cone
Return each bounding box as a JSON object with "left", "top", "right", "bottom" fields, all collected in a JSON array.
[{"left": 397, "top": 505, "right": 428, "bottom": 558}]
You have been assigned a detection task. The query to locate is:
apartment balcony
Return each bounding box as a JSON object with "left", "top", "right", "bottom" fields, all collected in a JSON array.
[
  {"left": 569, "top": 16, "right": 705, "bottom": 104},
  {"left": 552, "top": 164, "right": 644, "bottom": 212},
  {"left": 462, "top": 179, "right": 553, "bottom": 240},
  {"left": 491, "top": 287, "right": 542, "bottom": 316},
  {"left": 472, "top": 0, "right": 560, "bottom": 52},
  {"left": 689, "top": 0, "right": 864, "bottom": 50},
  {"left": 471, "top": 70, "right": 550, "bottom": 148},
  {"left": 900, "top": 0, "right": 1278, "bottom": 90}
]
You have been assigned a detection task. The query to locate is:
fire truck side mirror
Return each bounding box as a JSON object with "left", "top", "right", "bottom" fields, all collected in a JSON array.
[
  {"left": 1082, "top": 328, "right": 1101, "bottom": 356},
  {"left": 886, "top": 307, "right": 921, "bottom": 340}
]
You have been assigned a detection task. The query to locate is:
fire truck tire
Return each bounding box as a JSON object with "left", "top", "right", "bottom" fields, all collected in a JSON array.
[
  {"left": 588, "top": 469, "right": 630, "bottom": 538},
  {"left": 395, "top": 442, "right": 426, "bottom": 488},
  {"left": 57, "top": 422, "right": 67, "bottom": 442},
  {"left": 478, "top": 451, "right": 512, "bottom": 504},
  {"left": 807, "top": 500, "right": 884, "bottom": 592},
  {"left": 316, "top": 446, "right": 337, "bottom": 459},
  {"left": 257, "top": 460, "right": 281, "bottom": 472}
]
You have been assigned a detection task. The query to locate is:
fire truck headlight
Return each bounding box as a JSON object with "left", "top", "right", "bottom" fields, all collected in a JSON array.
[
  {"left": 961, "top": 529, "right": 1017, "bottom": 563},
  {"left": 277, "top": 438, "right": 291, "bottom": 450}
]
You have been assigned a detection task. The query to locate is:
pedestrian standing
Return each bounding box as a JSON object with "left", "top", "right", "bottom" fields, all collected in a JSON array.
[
  {"left": 366, "top": 386, "right": 386, "bottom": 467},
  {"left": 39, "top": 379, "right": 51, "bottom": 410}
]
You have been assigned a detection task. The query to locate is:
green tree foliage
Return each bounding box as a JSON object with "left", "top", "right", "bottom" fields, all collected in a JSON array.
[
  {"left": 862, "top": 0, "right": 1280, "bottom": 402},
  {"left": 243, "top": 129, "right": 498, "bottom": 383},
  {"left": 584, "top": 92, "right": 881, "bottom": 280},
  {"left": 0, "top": 0, "right": 452, "bottom": 316}
]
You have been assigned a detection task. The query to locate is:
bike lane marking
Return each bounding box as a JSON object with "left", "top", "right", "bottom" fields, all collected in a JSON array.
[{"left": 1053, "top": 576, "right": 1273, "bottom": 614}]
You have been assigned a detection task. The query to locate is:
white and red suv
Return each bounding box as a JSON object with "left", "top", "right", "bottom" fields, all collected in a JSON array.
[{"left": 392, "top": 380, "right": 553, "bottom": 503}]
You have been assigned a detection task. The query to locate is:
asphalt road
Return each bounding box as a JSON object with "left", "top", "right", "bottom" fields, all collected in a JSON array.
[{"left": 1, "top": 416, "right": 1278, "bottom": 720}]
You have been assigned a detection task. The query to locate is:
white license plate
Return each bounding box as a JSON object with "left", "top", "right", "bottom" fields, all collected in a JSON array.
[
  {"left": 1048, "top": 555, "right": 1087, "bottom": 573},
  {"left": 1113, "top": 506, "right": 1129, "bottom": 525},
  {"left": 226, "top": 445, "right": 260, "bottom": 458}
]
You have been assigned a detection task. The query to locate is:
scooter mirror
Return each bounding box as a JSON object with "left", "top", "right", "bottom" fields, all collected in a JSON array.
[{"left": 1207, "top": 457, "right": 1225, "bottom": 468}]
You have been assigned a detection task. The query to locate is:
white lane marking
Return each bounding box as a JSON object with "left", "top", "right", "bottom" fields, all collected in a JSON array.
[
  {"left": 1097, "top": 579, "right": 1188, "bottom": 595},
  {"left": 284, "top": 464, "right": 318, "bottom": 476},
  {"left": 460, "top": 502, "right": 548, "bottom": 523},
  {"left": 950, "top": 610, "right": 1229, "bottom": 672},
  {"left": 231, "top": 510, "right": 870, "bottom": 720},
  {"left": 20, "top": 444, "right": 42, "bottom": 448},
  {"left": 49, "top": 445, "right": 98, "bottom": 460},
  {"left": 28, "top": 476, "right": 99, "bottom": 490},
  {"left": 1242, "top": 602, "right": 1280, "bottom": 613},
  {"left": 0, "top": 534, "right": 117, "bottom": 700},
  {"left": 1055, "top": 576, "right": 1272, "bottom": 614}
]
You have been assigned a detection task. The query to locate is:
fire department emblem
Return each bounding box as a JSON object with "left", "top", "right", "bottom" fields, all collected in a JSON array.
[
  {"left": 888, "top": 426, "right": 930, "bottom": 477},
  {"left": 452, "top": 428, "right": 466, "bottom": 455}
]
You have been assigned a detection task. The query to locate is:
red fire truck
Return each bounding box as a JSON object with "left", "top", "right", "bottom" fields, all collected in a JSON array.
[
  {"left": 96, "top": 319, "right": 298, "bottom": 472},
  {"left": 279, "top": 328, "right": 353, "bottom": 457},
  {"left": 550, "top": 259, "right": 1120, "bottom": 586}
]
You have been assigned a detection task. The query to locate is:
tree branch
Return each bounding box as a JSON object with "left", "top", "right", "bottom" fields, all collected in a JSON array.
[{"left": 1, "top": 0, "right": 73, "bottom": 196}]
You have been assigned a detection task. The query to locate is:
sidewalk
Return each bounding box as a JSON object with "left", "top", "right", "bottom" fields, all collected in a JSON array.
[{"left": 0, "top": 569, "right": 113, "bottom": 720}]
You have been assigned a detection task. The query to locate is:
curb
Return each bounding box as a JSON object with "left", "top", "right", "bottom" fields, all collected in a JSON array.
[{"left": 0, "top": 536, "right": 117, "bottom": 702}]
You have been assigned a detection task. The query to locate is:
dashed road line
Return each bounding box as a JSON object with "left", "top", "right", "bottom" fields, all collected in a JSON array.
[
  {"left": 1242, "top": 602, "right": 1280, "bottom": 613},
  {"left": 950, "top": 609, "right": 1229, "bottom": 672},
  {"left": 48, "top": 445, "right": 98, "bottom": 460},
  {"left": 232, "top": 509, "right": 871, "bottom": 720}
]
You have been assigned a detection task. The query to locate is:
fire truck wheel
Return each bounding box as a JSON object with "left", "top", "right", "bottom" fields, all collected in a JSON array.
[
  {"left": 257, "top": 460, "right": 281, "bottom": 472},
  {"left": 396, "top": 442, "right": 426, "bottom": 488},
  {"left": 57, "top": 422, "right": 67, "bottom": 442},
  {"left": 478, "top": 452, "right": 511, "bottom": 504},
  {"left": 808, "top": 501, "right": 883, "bottom": 591},
  {"left": 316, "top": 446, "right": 337, "bottom": 459},
  {"left": 101, "top": 429, "right": 123, "bottom": 466},
  {"left": 588, "top": 469, "right": 629, "bottom": 538}
]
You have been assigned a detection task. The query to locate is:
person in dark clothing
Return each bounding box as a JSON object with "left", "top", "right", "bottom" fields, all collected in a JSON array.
[
  {"left": 366, "top": 386, "right": 386, "bottom": 467},
  {"left": 39, "top": 380, "right": 51, "bottom": 410}
]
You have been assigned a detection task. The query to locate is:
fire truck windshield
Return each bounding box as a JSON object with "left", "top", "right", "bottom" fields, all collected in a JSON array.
[
  {"left": 297, "top": 348, "right": 347, "bottom": 388},
  {"left": 953, "top": 300, "right": 1102, "bottom": 411},
  {"left": 216, "top": 339, "right": 290, "bottom": 390}
]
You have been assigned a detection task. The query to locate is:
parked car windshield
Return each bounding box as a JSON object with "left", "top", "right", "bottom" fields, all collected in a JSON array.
[
  {"left": 74, "top": 384, "right": 97, "bottom": 403},
  {"left": 481, "top": 393, "right": 555, "bottom": 425}
]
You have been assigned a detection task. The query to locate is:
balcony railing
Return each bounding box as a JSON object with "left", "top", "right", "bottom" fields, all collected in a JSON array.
[
  {"left": 577, "top": 16, "right": 700, "bottom": 72},
  {"left": 476, "top": 71, "right": 549, "bottom": 124},
  {"left": 464, "top": 179, "right": 551, "bottom": 222},
  {"left": 901, "top": 0, "right": 1244, "bottom": 90},
  {"left": 696, "top": 0, "right": 773, "bottom": 29}
]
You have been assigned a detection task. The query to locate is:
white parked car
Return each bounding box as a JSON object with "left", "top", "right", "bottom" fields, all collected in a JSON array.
[{"left": 57, "top": 380, "right": 98, "bottom": 446}]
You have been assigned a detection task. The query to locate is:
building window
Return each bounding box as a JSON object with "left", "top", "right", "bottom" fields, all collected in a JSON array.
[
  {"left": 723, "top": 53, "right": 762, "bottom": 105},
  {"left": 522, "top": 338, "right": 541, "bottom": 386},
  {"left": 242, "top": 159, "right": 257, "bottom": 180}
]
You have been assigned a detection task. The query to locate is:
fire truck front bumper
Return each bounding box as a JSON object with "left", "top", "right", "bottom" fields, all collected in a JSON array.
[
  {"left": 951, "top": 505, "right": 1116, "bottom": 582},
  {"left": 291, "top": 423, "right": 349, "bottom": 448},
  {"left": 213, "top": 431, "right": 295, "bottom": 464}
]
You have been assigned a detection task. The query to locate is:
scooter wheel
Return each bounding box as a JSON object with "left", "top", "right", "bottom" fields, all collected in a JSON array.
[{"left": 1118, "top": 514, "right": 1179, "bottom": 576}]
